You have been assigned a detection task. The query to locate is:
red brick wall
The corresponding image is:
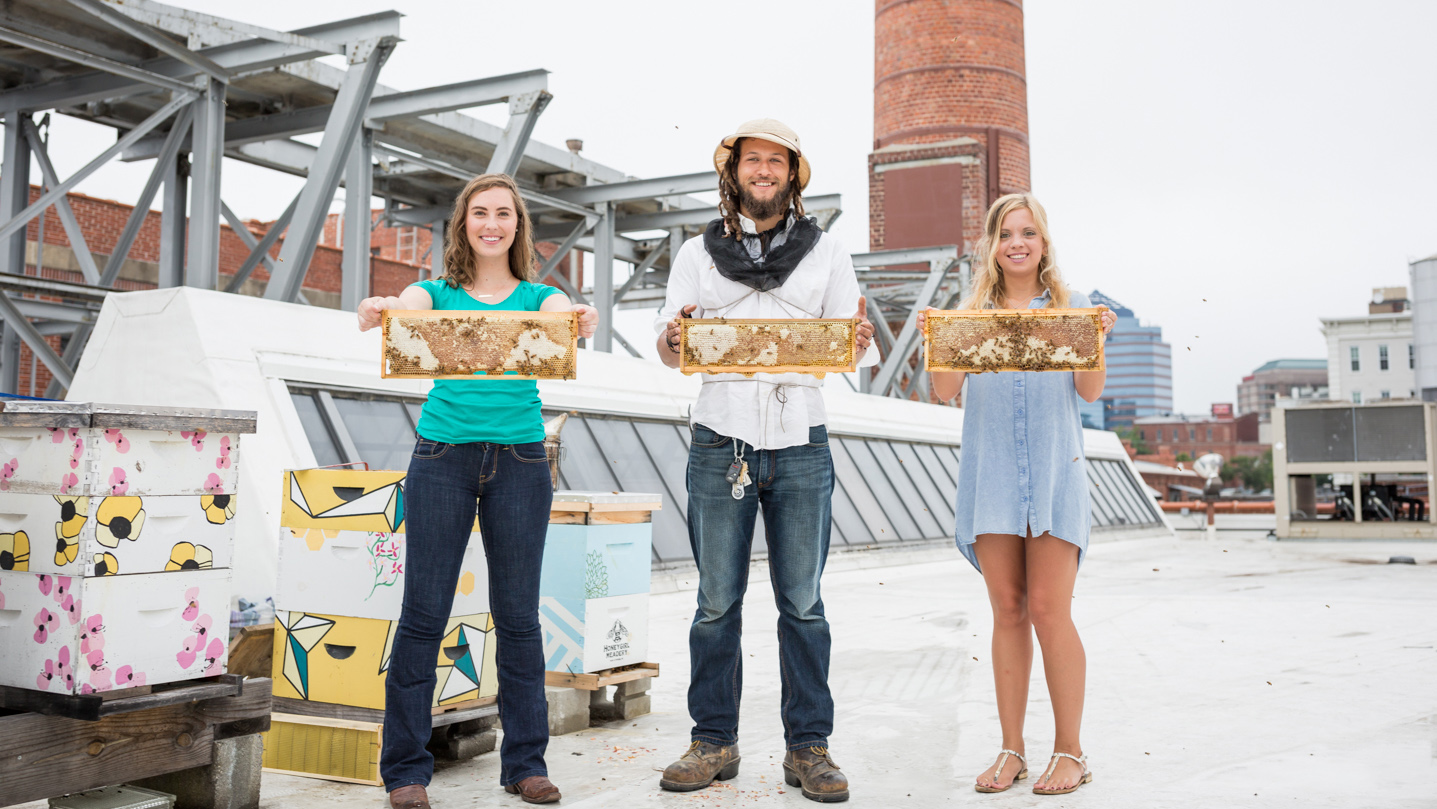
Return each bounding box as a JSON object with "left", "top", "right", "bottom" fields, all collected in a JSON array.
[
  {"left": 9, "top": 187, "right": 431, "bottom": 393},
  {"left": 869, "top": 0, "right": 1031, "bottom": 253}
]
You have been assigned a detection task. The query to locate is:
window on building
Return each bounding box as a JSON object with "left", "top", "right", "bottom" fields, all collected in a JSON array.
[
  {"left": 1350, "top": 346, "right": 1360, "bottom": 371},
  {"left": 398, "top": 226, "right": 417, "bottom": 263},
  {"left": 1381, "top": 390, "right": 1390, "bottom": 399},
  {"left": 1206, "top": 427, "right": 1212, "bottom": 441},
  {"left": 1379, "top": 344, "right": 1389, "bottom": 371},
  {"left": 1353, "top": 391, "right": 1362, "bottom": 404},
  {"left": 1189, "top": 428, "right": 1195, "bottom": 440},
  {"left": 1410, "top": 344, "right": 1416, "bottom": 370},
  {"left": 1152, "top": 429, "right": 1159, "bottom": 442}
]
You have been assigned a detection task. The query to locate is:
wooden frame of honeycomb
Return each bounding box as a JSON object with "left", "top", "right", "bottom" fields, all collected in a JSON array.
[
  {"left": 679, "top": 317, "right": 859, "bottom": 378},
  {"left": 381, "top": 310, "right": 579, "bottom": 380},
  {"left": 924, "top": 308, "right": 1105, "bottom": 374}
]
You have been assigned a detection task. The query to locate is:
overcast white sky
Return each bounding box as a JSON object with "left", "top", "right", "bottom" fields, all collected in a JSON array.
[{"left": 36, "top": 0, "right": 1437, "bottom": 413}]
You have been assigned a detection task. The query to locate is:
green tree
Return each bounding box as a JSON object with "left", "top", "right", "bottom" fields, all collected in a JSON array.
[
  {"left": 1113, "top": 426, "right": 1149, "bottom": 455},
  {"left": 1221, "top": 449, "right": 1273, "bottom": 492},
  {"left": 1175, "top": 451, "right": 1193, "bottom": 463}
]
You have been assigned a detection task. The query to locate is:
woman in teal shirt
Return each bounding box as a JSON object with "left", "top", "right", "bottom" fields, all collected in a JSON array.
[{"left": 358, "top": 173, "right": 596, "bottom": 807}]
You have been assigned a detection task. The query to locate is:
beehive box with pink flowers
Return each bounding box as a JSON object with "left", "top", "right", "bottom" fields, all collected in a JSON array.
[{"left": 0, "top": 400, "right": 256, "bottom": 695}]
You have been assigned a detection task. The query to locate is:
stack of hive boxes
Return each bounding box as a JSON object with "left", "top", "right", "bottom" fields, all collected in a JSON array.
[
  {"left": 266, "top": 468, "right": 495, "bottom": 785},
  {"left": 540, "top": 492, "right": 658, "bottom": 674},
  {"left": 0, "top": 401, "right": 254, "bottom": 696}
]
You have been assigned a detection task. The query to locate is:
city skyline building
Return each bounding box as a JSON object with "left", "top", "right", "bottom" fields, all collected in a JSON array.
[
  {"left": 1236, "top": 359, "right": 1329, "bottom": 420},
  {"left": 1087, "top": 289, "right": 1173, "bottom": 430}
]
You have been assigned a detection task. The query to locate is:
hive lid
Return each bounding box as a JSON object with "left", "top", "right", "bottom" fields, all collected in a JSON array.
[
  {"left": 48, "top": 784, "right": 176, "bottom": 809},
  {"left": 552, "top": 491, "right": 663, "bottom": 504},
  {"left": 0, "top": 401, "right": 258, "bottom": 433}
]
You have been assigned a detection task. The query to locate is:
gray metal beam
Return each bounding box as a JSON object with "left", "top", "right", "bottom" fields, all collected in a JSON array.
[
  {"left": 0, "top": 23, "right": 198, "bottom": 98},
  {"left": 265, "top": 42, "right": 393, "bottom": 301},
  {"left": 186, "top": 79, "right": 226, "bottom": 290},
  {"left": 158, "top": 153, "right": 186, "bottom": 288},
  {"left": 220, "top": 201, "right": 276, "bottom": 273},
  {"left": 342, "top": 128, "right": 374, "bottom": 312},
  {"left": 0, "top": 12, "right": 401, "bottom": 112},
  {"left": 96, "top": 0, "right": 344, "bottom": 56},
  {"left": 869, "top": 259, "right": 956, "bottom": 397},
  {"left": 612, "top": 193, "right": 842, "bottom": 233},
  {"left": 0, "top": 272, "right": 109, "bottom": 303},
  {"left": 592, "top": 204, "right": 614, "bottom": 353},
  {"left": 614, "top": 243, "right": 667, "bottom": 303},
  {"left": 9, "top": 298, "right": 98, "bottom": 322},
  {"left": 390, "top": 186, "right": 597, "bottom": 227},
  {"left": 101, "top": 104, "right": 192, "bottom": 287},
  {"left": 0, "top": 114, "right": 31, "bottom": 277},
  {"left": 0, "top": 291, "right": 72, "bottom": 389},
  {"left": 486, "top": 90, "right": 551, "bottom": 177},
  {"left": 545, "top": 172, "right": 717, "bottom": 206},
  {"left": 535, "top": 219, "right": 593, "bottom": 284},
  {"left": 0, "top": 94, "right": 193, "bottom": 245},
  {"left": 64, "top": 0, "right": 230, "bottom": 83},
  {"left": 23, "top": 119, "right": 101, "bottom": 285},
  {"left": 226, "top": 193, "right": 297, "bottom": 293},
  {"left": 124, "top": 70, "right": 551, "bottom": 161},
  {"left": 852, "top": 245, "right": 959, "bottom": 269}
]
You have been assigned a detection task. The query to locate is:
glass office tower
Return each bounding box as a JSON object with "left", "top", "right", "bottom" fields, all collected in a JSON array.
[{"left": 1088, "top": 290, "right": 1173, "bottom": 430}]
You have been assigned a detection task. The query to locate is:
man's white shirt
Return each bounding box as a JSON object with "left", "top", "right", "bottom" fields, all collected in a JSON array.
[{"left": 653, "top": 216, "right": 876, "bottom": 450}]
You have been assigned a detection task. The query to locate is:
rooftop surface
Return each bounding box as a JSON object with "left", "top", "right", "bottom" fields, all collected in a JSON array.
[
  {"left": 245, "top": 525, "right": 1436, "bottom": 809},
  {"left": 20, "top": 526, "right": 1430, "bottom": 809}
]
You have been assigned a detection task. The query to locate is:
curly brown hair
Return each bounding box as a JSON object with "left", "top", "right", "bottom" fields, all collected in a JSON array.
[
  {"left": 440, "top": 173, "right": 537, "bottom": 288},
  {"left": 717, "top": 138, "right": 806, "bottom": 240}
]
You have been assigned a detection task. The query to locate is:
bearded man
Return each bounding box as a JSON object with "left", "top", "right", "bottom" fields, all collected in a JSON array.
[{"left": 653, "top": 119, "right": 874, "bottom": 803}]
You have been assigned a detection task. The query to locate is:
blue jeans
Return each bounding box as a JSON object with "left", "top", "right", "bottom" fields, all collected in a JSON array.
[
  {"left": 381, "top": 439, "right": 553, "bottom": 790},
  {"left": 685, "top": 423, "right": 835, "bottom": 751}
]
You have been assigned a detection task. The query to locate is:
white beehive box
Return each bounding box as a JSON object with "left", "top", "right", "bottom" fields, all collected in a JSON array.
[{"left": 0, "top": 401, "right": 255, "bottom": 695}]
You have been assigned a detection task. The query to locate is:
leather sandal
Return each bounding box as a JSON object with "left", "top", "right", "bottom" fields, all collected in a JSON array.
[
  {"left": 504, "top": 775, "right": 562, "bottom": 804},
  {"left": 1032, "top": 752, "right": 1091, "bottom": 795},
  {"left": 974, "top": 748, "right": 1027, "bottom": 793}
]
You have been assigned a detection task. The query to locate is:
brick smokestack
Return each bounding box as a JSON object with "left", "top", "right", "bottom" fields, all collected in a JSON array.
[{"left": 869, "top": 0, "right": 1031, "bottom": 257}]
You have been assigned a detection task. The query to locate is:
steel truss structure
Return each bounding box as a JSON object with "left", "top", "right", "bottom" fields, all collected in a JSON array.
[{"left": 0, "top": 0, "right": 960, "bottom": 400}]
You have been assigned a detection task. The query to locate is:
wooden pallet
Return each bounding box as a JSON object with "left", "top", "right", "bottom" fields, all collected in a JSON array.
[
  {"left": 0, "top": 676, "right": 271, "bottom": 806},
  {"left": 545, "top": 661, "right": 659, "bottom": 691},
  {"left": 382, "top": 310, "right": 578, "bottom": 380},
  {"left": 924, "top": 307, "right": 1105, "bottom": 373},
  {"left": 271, "top": 694, "right": 496, "bottom": 726},
  {"left": 679, "top": 318, "right": 857, "bottom": 377}
]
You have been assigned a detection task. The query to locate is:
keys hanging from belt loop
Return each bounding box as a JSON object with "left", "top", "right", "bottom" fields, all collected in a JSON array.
[{"left": 728, "top": 440, "right": 748, "bottom": 500}]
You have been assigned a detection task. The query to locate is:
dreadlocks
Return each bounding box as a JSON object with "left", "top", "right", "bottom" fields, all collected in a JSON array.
[{"left": 717, "top": 139, "right": 807, "bottom": 240}]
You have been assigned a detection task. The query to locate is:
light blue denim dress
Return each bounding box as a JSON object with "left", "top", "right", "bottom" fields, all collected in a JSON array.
[{"left": 953, "top": 289, "right": 1092, "bottom": 571}]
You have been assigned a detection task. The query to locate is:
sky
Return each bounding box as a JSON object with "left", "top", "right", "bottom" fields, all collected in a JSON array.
[{"left": 32, "top": 0, "right": 1437, "bottom": 414}]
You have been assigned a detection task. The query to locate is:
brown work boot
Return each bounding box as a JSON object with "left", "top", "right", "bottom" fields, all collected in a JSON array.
[
  {"left": 784, "top": 746, "right": 849, "bottom": 802},
  {"left": 659, "top": 740, "right": 741, "bottom": 792},
  {"left": 389, "top": 785, "right": 431, "bottom": 809},
  {"left": 503, "top": 775, "right": 561, "bottom": 804}
]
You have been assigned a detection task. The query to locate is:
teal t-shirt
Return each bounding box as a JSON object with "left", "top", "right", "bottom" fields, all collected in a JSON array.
[{"left": 411, "top": 278, "right": 563, "bottom": 445}]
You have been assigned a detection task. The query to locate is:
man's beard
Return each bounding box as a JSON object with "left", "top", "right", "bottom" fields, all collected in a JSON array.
[{"left": 738, "top": 177, "right": 792, "bottom": 223}]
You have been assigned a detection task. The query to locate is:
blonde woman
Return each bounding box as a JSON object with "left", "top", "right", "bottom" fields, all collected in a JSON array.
[
  {"left": 358, "top": 174, "right": 597, "bottom": 807},
  {"left": 919, "top": 193, "right": 1114, "bottom": 796}
]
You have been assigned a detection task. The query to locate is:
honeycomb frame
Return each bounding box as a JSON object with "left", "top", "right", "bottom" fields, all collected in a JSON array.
[
  {"left": 678, "top": 317, "right": 859, "bottom": 378},
  {"left": 924, "top": 307, "right": 1105, "bottom": 374},
  {"left": 381, "top": 310, "right": 579, "bottom": 380}
]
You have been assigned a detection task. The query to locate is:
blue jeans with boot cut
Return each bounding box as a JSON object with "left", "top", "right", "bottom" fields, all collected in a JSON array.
[
  {"left": 381, "top": 438, "right": 553, "bottom": 791},
  {"left": 684, "top": 422, "right": 835, "bottom": 751}
]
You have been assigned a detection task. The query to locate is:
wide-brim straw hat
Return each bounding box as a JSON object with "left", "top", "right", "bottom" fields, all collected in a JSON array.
[{"left": 713, "top": 118, "right": 812, "bottom": 191}]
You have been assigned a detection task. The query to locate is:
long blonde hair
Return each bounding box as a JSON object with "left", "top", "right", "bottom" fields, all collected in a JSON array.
[
  {"left": 962, "top": 192, "right": 1070, "bottom": 310},
  {"left": 440, "top": 173, "right": 537, "bottom": 288}
]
